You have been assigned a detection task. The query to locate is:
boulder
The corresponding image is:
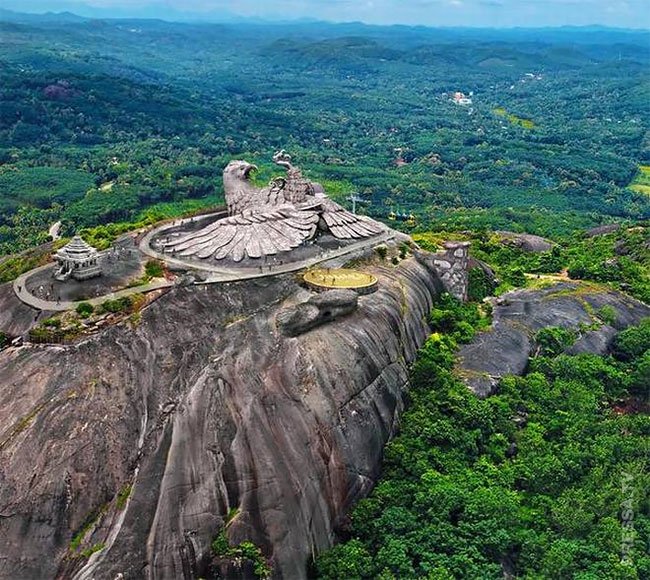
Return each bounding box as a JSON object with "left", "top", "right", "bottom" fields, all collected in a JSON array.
[
  {"left": 495, "top": 230, "right": 553, "bottom": 253},
  {"left": 276, "top": 289, "right": 359, "bottom": 337}
]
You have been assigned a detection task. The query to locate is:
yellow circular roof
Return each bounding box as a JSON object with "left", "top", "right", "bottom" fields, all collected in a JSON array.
[{"left": 303, "top": 268, "right": 378, "bottom": 290}]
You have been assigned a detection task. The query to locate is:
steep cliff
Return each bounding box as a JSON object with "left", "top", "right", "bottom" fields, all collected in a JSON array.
[
  {"left": 0, "top": 284, "right": 53, "bottom": 337},
  {"left": 0, "top": 256, "right": 442, "bottom": 580}
]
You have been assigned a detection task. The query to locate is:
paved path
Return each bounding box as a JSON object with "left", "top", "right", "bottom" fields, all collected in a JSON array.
[
  {"left": 12, "top": 263, "right": 174, "bottom": 312},
  {"left": 139, "top": 211, "right": 394, "bottom": 280},
  {"left": 13, "top": 213, "right": 394, "bottom": 312}
]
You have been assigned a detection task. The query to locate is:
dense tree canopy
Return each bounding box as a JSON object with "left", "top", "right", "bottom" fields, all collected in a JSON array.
[{"left": 316, "top": 303, "right": 650, "bottom": 579}]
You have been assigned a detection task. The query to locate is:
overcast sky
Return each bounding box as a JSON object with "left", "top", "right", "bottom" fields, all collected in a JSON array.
[{"left": 3, "top": 0, "right": 650, "bottom": 28}]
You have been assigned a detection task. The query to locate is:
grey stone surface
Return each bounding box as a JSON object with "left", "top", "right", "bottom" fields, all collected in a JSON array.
[
  {"left": 277, "top": 289, "right": 359, "bottom": 337},
  {"left": 567, "top": 325, "right": 618, "bottom": 356},
  {"left": 0, "top": 283, "right": 53, "bottom": 337},
  {"left": 495, "top": 231, "right": 554, "bottom": 253},
  {"left": 458, "top": 282, "right": 650, "bottom": 397},
  {"left": 585, "top": 223, "right": 621, "bottom": 238},
  {"left": 415, "top": 241, "right": 470, "bottom": 301},
  {"left": 25, "top": 236, "right": 144, "bottom": 304},
  {"left": 0, "top": 257, "right": 441, "bottom": 580}
]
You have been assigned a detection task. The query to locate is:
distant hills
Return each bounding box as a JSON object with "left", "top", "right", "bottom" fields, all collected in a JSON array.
[
  {"left": 1, "top": 6, "right": 649, "bottom": 32},
  {"left": 0, "top": 5, "right": 252, "bottom": 24}
]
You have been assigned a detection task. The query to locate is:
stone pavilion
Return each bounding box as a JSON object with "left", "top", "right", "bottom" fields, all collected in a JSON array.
[{"left": 53, "top": 235, "right": 102, "bottom": 281}]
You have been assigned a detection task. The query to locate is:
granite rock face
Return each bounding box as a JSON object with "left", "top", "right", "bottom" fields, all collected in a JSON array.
[
  {"left": 457, "top": 282, "right": 650, "bottom": 397},
  {"left": 0, "top": 284, "right": 52, "bottom": 337},
  {"left": 276, "top": 289, "right": 359, "bottom": 337},
  {"left": 0, "top": 257, "right": 440, "bottom": 580},
  {"left": 495, "top": 231, "right": 554, "bottom": 253}
]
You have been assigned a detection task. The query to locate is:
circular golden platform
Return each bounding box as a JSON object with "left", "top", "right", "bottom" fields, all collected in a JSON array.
[{"left": 303, "top": 268, "right": 378, "bottom": 294}]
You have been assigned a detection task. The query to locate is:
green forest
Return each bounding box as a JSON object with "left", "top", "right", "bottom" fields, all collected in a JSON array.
[
  {"left": 316, "top": 299, "right": 650, "bottom": 579},
  {"left": 0, "top": 14, "right": 649, "bottom": 256},
  {"left": 1, "top": 12, "right": 649, "bottom": 579}
]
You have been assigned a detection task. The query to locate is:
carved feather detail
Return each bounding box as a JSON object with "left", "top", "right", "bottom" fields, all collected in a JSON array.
[
  {"left": 317, "top": 197, "right": 385, "bottom": 239},
  {"left": 162, "top": 156, "right": 385, "bottom": 262},
  {"left": 164, "top": 206, "right": 319, "bottom": 262}
]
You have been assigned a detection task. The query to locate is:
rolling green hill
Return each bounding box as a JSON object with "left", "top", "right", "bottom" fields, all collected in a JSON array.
[{"left": 0, "top": 15, "right": 648, "bottom": 254}]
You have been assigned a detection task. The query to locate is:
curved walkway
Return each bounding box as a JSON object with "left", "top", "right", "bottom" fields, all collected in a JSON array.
[
  {"left": 141, "top": 224, "right": 395, "bottom": 284},
  {"left": 12, "top": 262, "right": 174, "bottom": 312},
  {"left": 138, "top": 210, "right": 230, "bottom": 273},
  {"left": 14, "top": 214, "right": 394, "bottom": 312}
]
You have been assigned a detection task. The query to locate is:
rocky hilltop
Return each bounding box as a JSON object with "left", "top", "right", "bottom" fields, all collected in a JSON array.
[
  {"left": 0, "top": 253, "right": 443, "bottom": 580},
  {"left": 2, "top": 243, "right": 648, "bottom": 579},
  {"left": 458, "top": 281, "right": 650, "bottom": 397}
]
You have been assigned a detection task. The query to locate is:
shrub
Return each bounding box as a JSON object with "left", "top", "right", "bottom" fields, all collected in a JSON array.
[
  {"left": 505, "top": 266, "right": 527, "bottom": 288},
  {"left": 76, "top": 302, "right": 94, "bottom": 318},
  {"left": 612, "top": 318, "right": 650, "bottom": 362},
  {"left": 429, "top": 293, "right": 486, "bottom": 337},
  {"left": 99, "top": 296, "right": 133, "bottom": 314},
  {"left": 0, "top": 332, "right": 8, "bottom": 348},
  {"left": 597, "top": 305, "right": 617, "bottom": 326},
  {"left": 316, "top": 539, "right": 374, "bottom": 580},
  {"left": 399, "top": 242, "right": 409, "bottom": 259},
  {"left": 534, "top": 326, "right": 578, "bottom": 357},
  {"left": 468, "top": 266, "right": 494, "bottom": 302},
  {"left": 212, "top": 532, "right": 271, "bottom": 579},
  {"left": 144, "top": 259, "right": 164, "bottom": 278},
  {"left": 375, "top": 245, "right": 388, "bottom": 259}
]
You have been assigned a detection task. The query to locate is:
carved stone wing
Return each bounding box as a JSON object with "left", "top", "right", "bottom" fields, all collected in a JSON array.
[
  {"left": 163, "top": 206, "right": 319, "bottom": 262},
  {"left": 316, "top": 197, "right": 385, "bottom": 240}
]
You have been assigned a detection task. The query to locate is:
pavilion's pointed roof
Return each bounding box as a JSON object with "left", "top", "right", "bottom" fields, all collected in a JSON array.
[{"left": 55, "top": 235, "right": 99, "bottom": 261}]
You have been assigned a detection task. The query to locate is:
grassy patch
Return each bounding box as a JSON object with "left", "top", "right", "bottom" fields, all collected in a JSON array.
[
  {"left": 628, "top": 165, "right": 650, "bottom": 196},
  {"left": 493, "top": 106, "right": 536, "bottom": 129},
  {"left": 80, "top": 543, "right": 105, "bottom": 559},
  {"left": 70, "top": 512, "right": 102, "bottom": 552},
  {"left": 116, "top": 484, "right": 132, "bottom": 510}
]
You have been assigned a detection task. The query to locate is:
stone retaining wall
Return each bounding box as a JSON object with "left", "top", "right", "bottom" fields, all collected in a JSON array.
[{"left": 415, "top": 241, "right": 471, "bottom": 301}]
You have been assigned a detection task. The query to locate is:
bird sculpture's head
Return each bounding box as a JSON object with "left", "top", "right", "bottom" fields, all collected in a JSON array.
[
  {"left": 223, "top": 160, "right": 260, "bottom": 215},
  {"left": 224, "top": 160, "right": 258, "bottom": 183}
]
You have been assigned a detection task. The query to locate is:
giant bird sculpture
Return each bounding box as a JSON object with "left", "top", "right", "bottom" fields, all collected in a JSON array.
[{"left": 164, "top": 151, "right": 384, "bottom": 262}]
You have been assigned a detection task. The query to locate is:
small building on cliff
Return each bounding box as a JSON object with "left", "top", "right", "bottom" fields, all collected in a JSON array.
[{"left": 53, "top": 235, "right": 102, "bottom": 281}]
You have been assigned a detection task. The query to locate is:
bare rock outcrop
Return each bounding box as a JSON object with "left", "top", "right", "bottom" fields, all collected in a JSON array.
[
  {"left": 0, "top": 284, "right": 53, "bottom": 337},
  {"left": 276, "top": 289, "right": 358, "bottom": 337},
  {"left": 495, "top": 230, "right": 554, "bottom": 253},
  {"left": 0, "top": 257, "right": 440, "bottom": 580},
  {"left": 457, "top": 282, "right": 650, "bottom": 397}
]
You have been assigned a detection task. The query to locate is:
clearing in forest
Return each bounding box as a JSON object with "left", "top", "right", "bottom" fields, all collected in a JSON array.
[{"left": 628, "top": 165, "right": 650, "bottom": 195}]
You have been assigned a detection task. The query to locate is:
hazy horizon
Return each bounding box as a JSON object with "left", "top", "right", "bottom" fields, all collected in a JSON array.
[{"left": 2, "top": 0, "right": 650, "bottom": 29}]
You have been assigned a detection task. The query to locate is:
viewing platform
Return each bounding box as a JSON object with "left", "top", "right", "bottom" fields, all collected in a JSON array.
[{"left": 303, "top": 268, "right": 378, "bottom": 294}]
